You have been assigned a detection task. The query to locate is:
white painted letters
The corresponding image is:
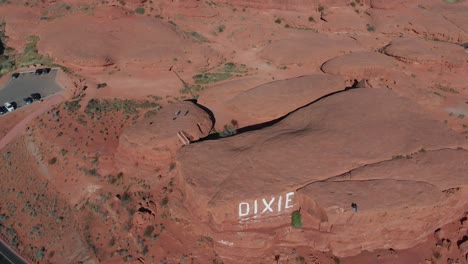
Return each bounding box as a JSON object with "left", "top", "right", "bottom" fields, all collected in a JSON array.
[
  {"left": 261, "top": 197, "right": 275, "bottom": 213},
  {"left": 278, "top": 195, "right": 282, "bottom": 212},
  {"left": 285, "top": 192, "right": 294, "bottom": 209},
  {"left": 238, "top": 192, "right": 295, "bottom": 218},
  {"left": 239, "top": 202, "right": 250, "bottom": 217}
]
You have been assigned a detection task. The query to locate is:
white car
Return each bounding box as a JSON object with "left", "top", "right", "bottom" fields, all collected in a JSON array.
[{"left": 4, "top": 102, "right": 15, "bottom": 112}]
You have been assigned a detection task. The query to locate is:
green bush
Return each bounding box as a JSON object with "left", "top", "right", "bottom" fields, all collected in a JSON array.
[
  {"left": 291, "top": 210, "right": 302, "bottom": 228},
  {"left": 135, "top": 7, "right": 145, "bottom": 14},
  {"left": 275, "top": 18, "right": 282, "bottom": 24}
]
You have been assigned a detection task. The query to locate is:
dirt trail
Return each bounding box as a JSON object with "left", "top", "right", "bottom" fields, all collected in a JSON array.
[{"left": 0, "top": 93, "right": 65, "bottom": 150}]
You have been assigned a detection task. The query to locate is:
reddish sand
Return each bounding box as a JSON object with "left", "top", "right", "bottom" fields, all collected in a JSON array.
[{"left": 0, "top": 0, "right": 467, "bottom": 263}]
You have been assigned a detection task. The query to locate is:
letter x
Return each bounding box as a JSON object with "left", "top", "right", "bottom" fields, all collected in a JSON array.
[{"left": 262, "top": 197, "right": 275, "bottom": 213}]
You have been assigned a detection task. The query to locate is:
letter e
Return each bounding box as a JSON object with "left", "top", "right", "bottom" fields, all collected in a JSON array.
[{"left": 285, "top": 192, "right": 295, "bottom": 209}]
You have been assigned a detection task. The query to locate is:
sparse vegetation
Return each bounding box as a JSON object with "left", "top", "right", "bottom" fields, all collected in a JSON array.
[
  {"left": 17, "top": 35, "right": 53, "bottom": 67},
  {"left": 192, "top": 62, "right": 246, "bottom": 85},
  {"left": 193, "top": 72, "right": 232, "bottom": 84},
  {"left": 308, "top": 16, "right": 315, "bottom": 22},
  {"left": 84, "top": 98, "right": 160, "bottom": 119},
  {"left": 367, "top": 24, "right": 375, "bottom": 32},
  {"left": 436, "top": 85, "right": 459, "bottom": 94},
  {"left": 275, "top": 18, "right": 282, "bottom": 24}
]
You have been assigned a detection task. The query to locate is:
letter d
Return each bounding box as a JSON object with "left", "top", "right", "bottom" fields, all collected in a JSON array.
[{"left": 239, "top": 202, "right": 250, "bottom": 217}]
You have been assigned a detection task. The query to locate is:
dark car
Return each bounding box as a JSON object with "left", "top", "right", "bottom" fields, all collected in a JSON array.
[
  {"left": 23, "top": 97, "right": 33, "bottom": 105},
  {"left": 0, "top": 106, "right": 7, "bottom": 115},
  {"left": 43, "top": 68, "right": 51, "bottom": 74},
  {"left": 31, "top": 93, "right": 42, "bottom": 101},
  {"left": 11, "top": 73, "right": 20, "bottom": 79},
  {"left": 35, "top": 69, "right": 43, "bottom": 75}
]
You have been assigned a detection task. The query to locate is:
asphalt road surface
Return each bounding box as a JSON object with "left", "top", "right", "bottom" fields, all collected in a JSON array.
[
  {"left": 0, "top": 238, "right": 28, "bottom": 264},
  {"left": 0, "top": 69, "right": 63, "bottom": 108}
]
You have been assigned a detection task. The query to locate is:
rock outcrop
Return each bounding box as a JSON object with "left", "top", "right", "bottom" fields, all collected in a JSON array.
[
  {"left": 224, "top": 74, "right": 347, "bottom": 126},
  {"left": 117, "top": 101, "right": 213, "bottom": 171},
  {"left": 321, "top": 51, "right": 399, "bottom": 78},
  {"left": 259, "top": 34, "right": 364, "bottom": 69},
  {"left": 383, "top": 37, "right": 468, "bottom": 68},
  {"left": 176, "top": 88, "right": 468, "bottom": 258}
]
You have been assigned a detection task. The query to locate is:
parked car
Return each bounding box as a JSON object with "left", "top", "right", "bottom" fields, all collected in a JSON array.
[
  {"left": 11, "top": 73, "right": 20, "bottom": 79},
  {"left": 43, "top": 68, "right": 51, "bottom": 74},
  {"left": 4, "top": 102, "right": 16, "bottom": 112},
  {"left": 31, "top": 93, "right": 42, "bottom": 101},
  {"left": 35, "top": 69, "right": 43, "bottom": 75},
  {"left": 0, "top": 106, "right": 7, "bottom": 115},
  {"left": 23, "top": 97, "right": 33, "bottom": 105}
]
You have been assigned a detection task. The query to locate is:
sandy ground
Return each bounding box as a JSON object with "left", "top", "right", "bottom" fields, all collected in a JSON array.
[{"left": 0, "top": 0, "right": 467, "bottom": 263}]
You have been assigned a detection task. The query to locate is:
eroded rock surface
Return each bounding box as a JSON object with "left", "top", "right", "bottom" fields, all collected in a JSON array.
[
  {"left": 383, "top": 37, "right": 468, "bottom": 68},
  {"left": 321, "top": 51, "right": 399, "bottom": 78}
]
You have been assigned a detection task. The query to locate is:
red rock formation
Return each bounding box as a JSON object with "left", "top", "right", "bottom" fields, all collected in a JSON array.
[
  {"left": 116, "top": 101, "right": 213, "bottom": 171},
  {"left": 176, "top": 88, "right": 468, "bottom": 258}
]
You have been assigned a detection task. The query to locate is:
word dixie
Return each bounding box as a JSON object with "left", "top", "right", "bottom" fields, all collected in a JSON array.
[{"left": 238, "top": 192, "right": 295, "bottom": 217}]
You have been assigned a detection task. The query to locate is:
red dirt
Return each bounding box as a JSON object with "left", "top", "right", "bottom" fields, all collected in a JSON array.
[{"left": 0, "top": 0, "right": 467, "bottom": 264}]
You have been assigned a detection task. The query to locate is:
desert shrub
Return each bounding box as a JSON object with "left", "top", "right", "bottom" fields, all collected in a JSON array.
[
  {"left": 48, "top": 157, "right": 57, "bottom": 165},
  {"left": 97, "top": 83, "right": 107, "bottom": 89},
  {"left": 367, "top": 25, "right": 375, "bottom": 32},
  {"left": 219, "top": 119, "right": 238, "bottom": 138},
  {"left": 135, "top": 7, "right": 145, "bottom": 14},
  {"left": 188, "top": 31, "right": 208, "bottom": 42},
  {"left": 275, "top": 18, "right": 282, "bottom": 24},
  {"left": 219, "top": 124, "right": 237, "bottom": 137},
  {"left": 169, "top": 162, "right": 176, "bottom": 171},
  {"left": 284, "top": 24, "right": 290, "bottom": 28},
  {"left": 144, "top": 225, "right": 154, "bottom": 237},
  {"left": 160, "top": 197, "right": 169, "bottom": 207},
  {"left": 291, "top": 210, "right": 302, "bottom": 228},
  {"left": 217, "top": 25, "right": 226, "bottom": 33},
  {"left": 308, "top": 16, "right": 315, "bottom": 22},
  {"left": 121, "top": 192, "right": 132, "bottom": 203}
]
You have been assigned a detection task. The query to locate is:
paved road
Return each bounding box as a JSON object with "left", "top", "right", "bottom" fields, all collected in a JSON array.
[
  {"left": 0, "top": 236, "right": 28, "bottom": 264},
  {"left": 0, "top": 69, "right": 63, "bottom": 108}
]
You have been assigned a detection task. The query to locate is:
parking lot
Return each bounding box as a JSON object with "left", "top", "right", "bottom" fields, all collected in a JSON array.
[{"left": 0, "top": 69, "right": 63, "bottom": 111}]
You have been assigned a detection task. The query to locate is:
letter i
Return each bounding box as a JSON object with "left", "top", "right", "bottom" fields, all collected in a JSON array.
[
  {"left": 278, "top": 196, "right": 282, "bottom": 212},
  {"left": 254, "top": 200, "right": 258, "bottom": 214}
]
